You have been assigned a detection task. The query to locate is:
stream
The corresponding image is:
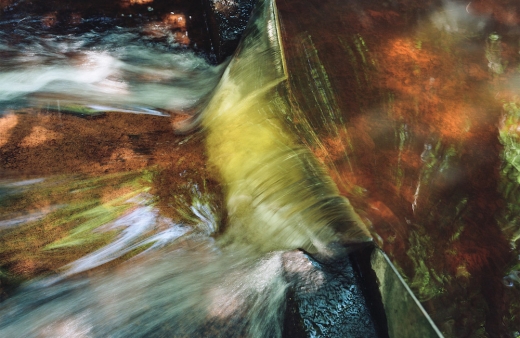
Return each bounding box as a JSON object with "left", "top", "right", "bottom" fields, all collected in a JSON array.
[{"left": 1, "top": 0, "right": 520, "bottom": 337}]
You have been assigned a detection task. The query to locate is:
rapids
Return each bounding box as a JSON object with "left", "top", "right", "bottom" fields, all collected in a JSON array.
[
  {"left": 6, "top": 0, "right": 517, "bottom": 336},
  {"left": 0, "top": 0, "right": 388, "bottom": 337},
  {"left": 0, "top": 14, "right": 225, "bottom": 115}
]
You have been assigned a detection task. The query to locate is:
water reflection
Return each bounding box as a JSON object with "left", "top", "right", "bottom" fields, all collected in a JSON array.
[
  {"left": 2, "top": 0, "right": 520, "bottom": 336},
  {"left": 275, "top": 0, "right": 520, "bottom": 335},
  {"left": 0, "top": 0, "right": 381, "bottom": 337}
]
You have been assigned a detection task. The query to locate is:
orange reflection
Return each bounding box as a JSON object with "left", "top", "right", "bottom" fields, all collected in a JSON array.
[
  {"left": 142, "top": 13, "right": 190, "bottom": 45},
  {"left": 41, "top": 12, "right": 58, "bottom": 28},
  {"left": 163, "top": 13, "right": 187, "bottom": 30},
  {"left": 120, "top": 0, "right": 153, "bottom": 8},
  {"left": 20, "top": 126, "right": 62, "bottom": 148},
  {"left": 213, "top": 0, "right": 238, "bottom": 16},
  {"left": 381, "top": 38, "right": 478, "bottom": 141},
  {"left": 472, "top": 0, "right": 520, "bottom": 26},
  {"left": 0, "top": 114, "right": 18, "bottom": 148},
  {"left": 0, "top": 109, "right": 218, "bottom": 283},
  {"left": 0, "top": 111, "right": 200, "bottom": 176},
  {"left": 0, "top": 0, "right": 13, "bottom": 10}
]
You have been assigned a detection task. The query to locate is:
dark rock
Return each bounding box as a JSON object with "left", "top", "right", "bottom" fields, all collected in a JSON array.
[
  {"left": 282, "top": 247, "right": 389, "bottom": 338},
  {"left": 203, "top": 0, "right": 256, "bottom": 62}
]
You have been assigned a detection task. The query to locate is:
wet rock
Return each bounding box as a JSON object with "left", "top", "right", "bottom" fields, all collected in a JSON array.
[
  {"left": 282, "top": 248, "right": 388, "bottom": 338},
  {"left": 204, "top": 0, "right": 256, "bottom": 62},
  {"left": 0, "top": 0, "right": 216, "bottom": 59}
]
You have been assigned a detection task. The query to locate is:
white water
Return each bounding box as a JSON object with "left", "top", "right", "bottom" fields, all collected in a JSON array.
[
  {"left": 0, "top": 1, "right": 380, "bottom": 337},
  {"left": 0, "top": 20, "right": 225, "bottom": 115}
]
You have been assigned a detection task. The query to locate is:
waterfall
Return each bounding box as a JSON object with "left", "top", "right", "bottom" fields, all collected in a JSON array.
[{"left": 0, "top": 0, "right": 385, "bottom": 337}]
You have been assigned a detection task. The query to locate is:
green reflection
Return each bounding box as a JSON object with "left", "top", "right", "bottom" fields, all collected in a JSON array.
[
  {"left": 202, "top": 0, "right": 371, "bottom": 255},
  {"left": 499, "top": 100, "right": 520, "bottom": 243},
  {"left": 0, "top": 171, "right": 150, "bottom": 292},
  {"left": 486, "top": 33, "right": 506, "bottom": 75}
]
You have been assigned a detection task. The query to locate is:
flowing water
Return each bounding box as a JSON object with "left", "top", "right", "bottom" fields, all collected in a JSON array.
[
  {"left": 2, "top": 0, "right": 520, "bottom": 337},
  {"left": 0, "top": 0, "right": 382, "bottom": 337},
  {"left": 270, "top": 0, "right": 520, "bottom": 336},
  {"left": 0, "top": 16, "right": 224, "bottom": 115}
]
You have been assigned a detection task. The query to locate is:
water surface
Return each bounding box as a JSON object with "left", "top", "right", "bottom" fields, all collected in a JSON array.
[{"left": 2, "top": 0, "right": 520, "bottom": 337}]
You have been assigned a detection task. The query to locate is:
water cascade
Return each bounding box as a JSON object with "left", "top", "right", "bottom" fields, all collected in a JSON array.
[
  {"left": 2, "top": 0, "right": 520, "bottom": 336},
  {"left": 0, "top": 0, "right": 391, "bottom": 337}
]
